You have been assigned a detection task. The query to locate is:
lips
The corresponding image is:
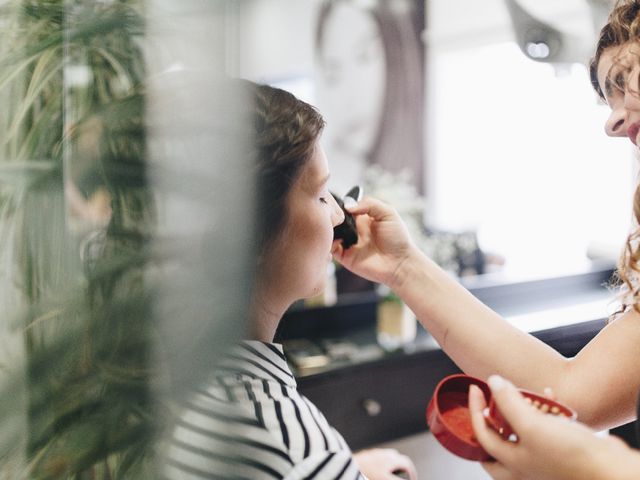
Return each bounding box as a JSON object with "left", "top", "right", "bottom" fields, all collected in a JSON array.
[{"left": 627, "top": 121, "right": 640, "bottom": 145}]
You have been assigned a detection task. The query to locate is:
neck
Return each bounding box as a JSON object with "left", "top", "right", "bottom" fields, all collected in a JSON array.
[{"left": 248, "top": 285, "right": 292, "bottom": 342}]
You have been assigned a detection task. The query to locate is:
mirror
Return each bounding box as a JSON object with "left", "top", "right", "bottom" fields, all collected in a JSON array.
[{"left": 236, "top": 0, "right": 632, "bottom": 303}]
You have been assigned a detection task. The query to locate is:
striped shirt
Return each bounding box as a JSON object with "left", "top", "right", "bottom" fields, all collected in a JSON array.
[{"left": 163, "top": 341, "right": 365, "bottom": 480}]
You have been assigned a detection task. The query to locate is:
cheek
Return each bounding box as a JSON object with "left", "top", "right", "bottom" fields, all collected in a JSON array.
[
  {"left": 301, "top": 217, "right": 334, "bottom": 255},
  {"left": 300, "top": 220, "right": 335, "bottom": 276}
]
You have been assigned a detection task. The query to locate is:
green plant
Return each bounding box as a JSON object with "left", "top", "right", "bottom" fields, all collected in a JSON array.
[{"left": 0, "top": 1, "right": 162, "bottom": 478}]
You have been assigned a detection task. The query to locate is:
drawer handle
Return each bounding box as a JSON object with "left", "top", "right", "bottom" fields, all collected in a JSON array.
[{"left": 362, "top": 399, "right": 382, "bottom": 417}]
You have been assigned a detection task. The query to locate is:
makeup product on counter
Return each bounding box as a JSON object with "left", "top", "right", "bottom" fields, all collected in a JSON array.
[
  {"left": 332, "top": 185, "right": 362, "bottom": 249},
  {"left": 426, "top": 374, "right": 576, "bottom": 461}
]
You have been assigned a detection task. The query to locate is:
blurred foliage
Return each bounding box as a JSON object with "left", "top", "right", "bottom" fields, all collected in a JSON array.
[{"left": 0, "top": 0, "right": 162, "bottom": 478}]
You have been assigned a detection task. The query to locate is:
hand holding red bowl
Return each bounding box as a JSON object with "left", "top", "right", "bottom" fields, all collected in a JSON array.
[{"left": 426, "top": 374, "right": 576, "bottom": 461}]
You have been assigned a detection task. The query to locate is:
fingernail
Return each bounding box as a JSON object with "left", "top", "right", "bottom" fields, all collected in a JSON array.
[
  {"left": 488, "top": 375, "right": 505, "bottom": 392},
  {"left": 343, "top": 197, "right": 357, "bottom": 209}
]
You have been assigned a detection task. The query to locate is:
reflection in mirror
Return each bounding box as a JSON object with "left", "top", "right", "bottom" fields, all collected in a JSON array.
[{"left": 314, "top": 0, "right": 425, "bottom": 196}]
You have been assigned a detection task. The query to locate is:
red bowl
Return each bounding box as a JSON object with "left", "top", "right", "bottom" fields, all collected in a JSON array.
[
  {"left": 426, "top": 374, "right": 577, "bottom": 461},
  {"left": 426, "top": 374, "right": 492, "bottom": 461}
]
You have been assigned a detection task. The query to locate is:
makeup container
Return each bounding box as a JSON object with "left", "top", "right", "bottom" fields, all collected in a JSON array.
[
  {"left": 332, "top": 185, "right": 362, "bottom": 249},
  {"left": 426, "top": 374, "right": 577, "bottom": 461}
]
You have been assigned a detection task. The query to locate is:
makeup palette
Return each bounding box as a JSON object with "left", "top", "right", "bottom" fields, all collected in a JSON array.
[{"left": 426, "top": 374, "right": 577, "bottom": 461}]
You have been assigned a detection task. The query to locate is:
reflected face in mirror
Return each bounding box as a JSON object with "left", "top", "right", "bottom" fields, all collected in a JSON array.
[
  {"left": 317, "top": 2, "right": 386, "bottom": 158},
  {"left": 262, "top": 143, "right": 344, "bottom": 301},
  {"left": 597, "top": 42, "right": 640, "bottom": 145}
]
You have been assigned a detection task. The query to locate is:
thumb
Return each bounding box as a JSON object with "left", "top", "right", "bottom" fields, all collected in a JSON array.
[
  {"left": 344, "top": 196, "right": 398, "bottom": 222},
  {"left": 487, "top": 375, "right": 537, "bottom": 434}
]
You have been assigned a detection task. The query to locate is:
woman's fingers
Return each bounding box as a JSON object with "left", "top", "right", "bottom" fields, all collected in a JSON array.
[
  {"left": 344, "top": 196, "right": 398, "bottom": 221},
  {"left": 486, "top": 375, "right": 539, "bottom": 435},
  {"left": 468, "top": 383, "right": 516, "bottom": 463},
  {"left": 353, "top": 448, "right": 418, "bottom": 480},
  {"left": 391, "top": 453, "right": 418, "bottom": 480},
  {"left": 481, "top": 461, "right": 517, "bottom": 480},
  {"left": 543, "top": 387, "right": 555, "bottom": 400}
]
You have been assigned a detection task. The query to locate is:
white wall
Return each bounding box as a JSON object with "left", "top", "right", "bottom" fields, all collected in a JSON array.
[
  {"left": 425, "top": 0, "right": 634, "bottom": 274},
  {"left": 428, "top": 0, "right": 596, "bottom": 50},
  {"left": 236, "top": 0, "right": 321, "bottom": 81},
  {"left": 234, "top": 0, "right": 602, "bottom": 76}
]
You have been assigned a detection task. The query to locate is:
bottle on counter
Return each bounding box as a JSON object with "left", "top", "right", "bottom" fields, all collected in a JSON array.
[{"left": 376, "top": 285, "right": 417, "bottom": 351}]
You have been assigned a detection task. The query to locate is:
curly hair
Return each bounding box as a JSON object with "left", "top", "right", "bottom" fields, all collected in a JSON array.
[
  {"left": 252, "top": 83, "right": 326, "bottom": 253},
  {"left": 590, "top": 0, "right": 640, "bottom": 99},
  {"left": 590, "top": 0, "right": 640, "bottom": 317}
]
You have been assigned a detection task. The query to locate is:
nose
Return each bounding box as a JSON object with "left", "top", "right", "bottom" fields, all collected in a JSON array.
[
  {"left": 604, "top": 72, "right": 640, "bottom": 137},
  {"left": 605, "top": 104, "right": 627, "bottom": 137},
  {"left": 330, "top": 195, "right": 345, "bottom": 227}
]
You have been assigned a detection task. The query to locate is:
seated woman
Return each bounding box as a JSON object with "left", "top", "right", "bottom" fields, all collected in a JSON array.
[{"left": 162, "top": 82, "right": 417, "bottom": 480}]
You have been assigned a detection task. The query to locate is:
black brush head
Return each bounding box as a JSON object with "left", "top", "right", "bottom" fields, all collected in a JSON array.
[{"left": 332, "top": 192, "right": 358, "bottom": 249}]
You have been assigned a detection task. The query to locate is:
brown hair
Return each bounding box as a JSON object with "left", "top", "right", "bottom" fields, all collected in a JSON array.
[
  {"left": 590, "top": 1, "right": 640, "bottom": 316},
  {"left": 252, "top": 83, "right": 325, "bottom": 252},
  {"left": 616, "top": 187, "right": 640, "bottom": 316},
  {"left": 590, "top": 1, "right": 640, "bottom": 99}
]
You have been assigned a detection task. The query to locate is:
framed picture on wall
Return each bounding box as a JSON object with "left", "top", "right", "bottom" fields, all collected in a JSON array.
[{"left": 313, "top": 0, "right": 426, "bottom": 196}]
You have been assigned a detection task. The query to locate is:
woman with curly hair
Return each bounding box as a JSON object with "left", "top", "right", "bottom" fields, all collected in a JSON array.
[{"left": 332, "top": 1, "right": 640, "bottom": 478}]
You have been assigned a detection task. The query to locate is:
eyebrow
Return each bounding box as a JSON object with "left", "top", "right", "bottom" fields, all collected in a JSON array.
[
  {"left": 604, "top": 76, "right": 614, "bottom": 98},
  {"left": 603, "top": 67, "right": 626, "bottom": 99}
]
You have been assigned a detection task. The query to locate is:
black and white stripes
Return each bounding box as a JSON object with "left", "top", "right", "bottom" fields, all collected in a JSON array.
[{"left": 163, "top": 341, "right": 364, "bottom": 480}]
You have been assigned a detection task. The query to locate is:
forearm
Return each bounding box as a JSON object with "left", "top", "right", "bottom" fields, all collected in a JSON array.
[
  {"left": 390, "top": 248, "right": 569, "bottom": 392},
  {"left": 592, "top": 440, "right": 640, "bottom": 480},
  {"left": 391, "top": 252, "right": 640, "bottom": 428}
]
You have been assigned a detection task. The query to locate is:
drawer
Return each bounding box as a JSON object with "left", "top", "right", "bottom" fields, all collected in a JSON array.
[{"left": 298, "top": 349, "right": 460, "bottom": 450}]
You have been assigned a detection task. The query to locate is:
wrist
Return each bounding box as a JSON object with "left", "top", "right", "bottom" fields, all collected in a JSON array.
[{"left": 387, "top": 247, "right": 429, "bottom": 294}]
